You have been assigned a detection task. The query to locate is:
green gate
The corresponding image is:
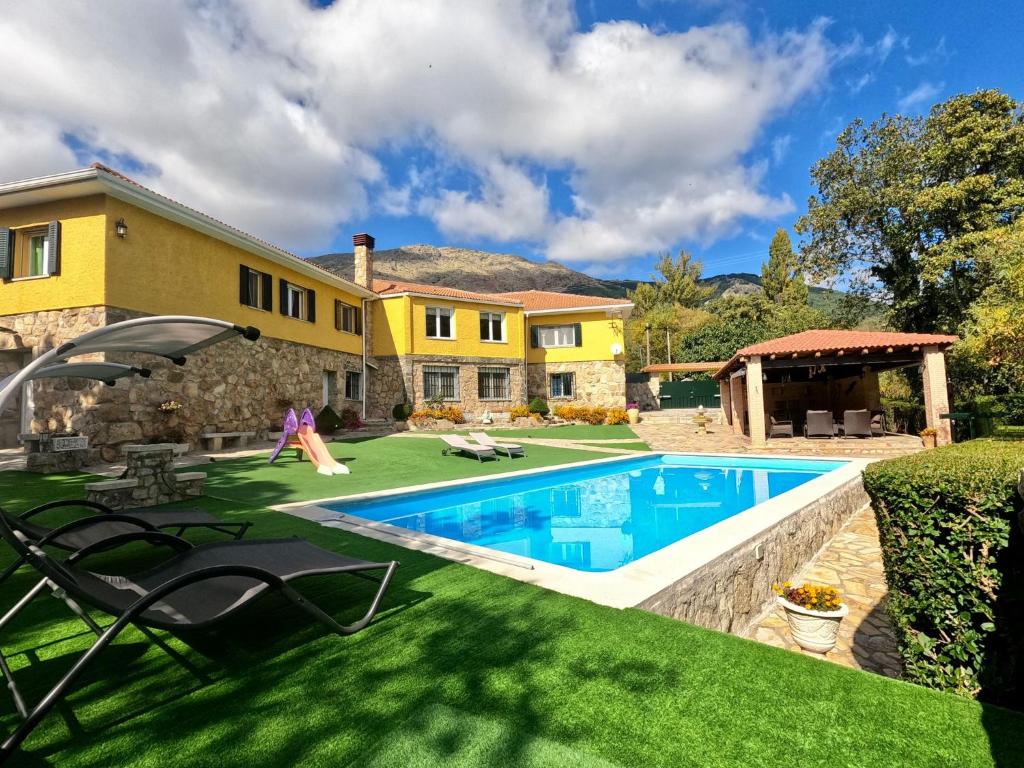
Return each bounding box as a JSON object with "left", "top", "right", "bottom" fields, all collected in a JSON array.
[{"left": 658, "top": 380, "right": 721, "bottom": 409}]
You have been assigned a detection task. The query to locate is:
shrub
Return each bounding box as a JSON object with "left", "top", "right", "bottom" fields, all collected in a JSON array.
[
  {"left": 392, "top": 403, "right": 413, "bottom": 421},
  {"left": 315, "top": 405, "right": 343, "bottom": 434},
  {"left": 863, "top": 440, "right": 1024, "bottom": 706},
  {"left": 528, "top": 397, "right": 549, "bottom": 416},
  {"left": 553, "top": 404, "right": 609, "bottom": 424},
  {"left": 409, "top": 405, "right": 465, "bottom": 425},
  {"left": 339, "top": 407, "right": 362, "bottom": 430},
  {"left": 605, "top": 407, "right": 629, "bottom": 425},
  {"left": 773, "top": 582, "right": 844, "bottom": 612},
  {"left": 509, "top": 404, "right": 530, "bottom": 419},
  {"left": 881, "top": 398, "right": 925, "bottom": 435}
]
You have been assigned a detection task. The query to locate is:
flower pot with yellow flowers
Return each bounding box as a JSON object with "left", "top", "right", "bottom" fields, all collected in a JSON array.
[{"left": 773, "top": 582, "right": 848, "bottom": 653}]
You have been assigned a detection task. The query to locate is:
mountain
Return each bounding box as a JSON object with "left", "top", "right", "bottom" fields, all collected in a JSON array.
[{"left": 309, "top": 245, "right": 843, "bottom": 310}]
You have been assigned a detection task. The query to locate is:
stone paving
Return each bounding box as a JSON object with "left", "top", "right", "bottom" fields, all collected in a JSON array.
[{"left": 746, "top": 507, "right": 902, "bottom": 678}]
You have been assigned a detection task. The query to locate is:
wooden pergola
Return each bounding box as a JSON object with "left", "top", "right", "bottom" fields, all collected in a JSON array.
[{"left": 713, "top": 330, "right": 958, "bottom": 447}]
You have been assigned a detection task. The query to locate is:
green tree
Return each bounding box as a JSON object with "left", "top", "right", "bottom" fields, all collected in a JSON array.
[
  {"left": 652, "top": 250, "right": 714, "bottom": 308},
  {"left": 796, "top": 89, "right": 1024, "bottom": 334},
  {"left": 761, "top": 228, "right": 808, "bottom": 305}
]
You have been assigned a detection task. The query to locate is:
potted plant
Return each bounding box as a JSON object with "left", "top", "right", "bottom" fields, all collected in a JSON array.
[
  {"left": 773, "top": 582, "right": 848, "bottom": 653},
  {"left": 919, "top": 427, "right": 938, "bottom": 448},
  {"left": 626, "top": 402, "right": 640, "bottom": 424}
]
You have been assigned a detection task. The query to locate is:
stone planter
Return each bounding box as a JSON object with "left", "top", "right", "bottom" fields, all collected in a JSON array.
[
  {"left": 777, "top": 597, "right": 848, "bottom": 653},
  {"left": 921, "top": 432, "right": 937, "bottom": 449},
  {"left": 627, "top": 408, "right": 640, "bottom": 425}
]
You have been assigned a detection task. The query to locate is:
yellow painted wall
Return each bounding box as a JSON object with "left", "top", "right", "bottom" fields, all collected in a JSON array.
[
  {"left": 374, "top": 294, "right": 524, "bottom": 359},
  {"left": 0, "top": 196, "right": 108, "bottom": 315},
  {"left": 102, "top": 199, "right": 365, "bottom": 354},
  {"left": 527, "top": 312, "right": 625, "bottom": 363}
]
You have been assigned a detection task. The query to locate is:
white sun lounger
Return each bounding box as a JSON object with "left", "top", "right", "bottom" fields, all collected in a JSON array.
[
  {"left": 468, "top": 432, "right": 526, "bottom": 458},
  {"left": 439, "top": 435, "right": 498, "bottom": 462}
]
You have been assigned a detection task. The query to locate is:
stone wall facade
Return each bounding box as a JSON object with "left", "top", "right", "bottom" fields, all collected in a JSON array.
[
  {"left": 1, "top": 306, "right": 363, "bottom": 449},
  {"left": 368, "top": 354, "right": 527, "bottom": 421},
  {"left": 626, "top": 374, "right": 660, "bottom": 411},
  {"left": 527, "top": 359, "right": 626, "bottom": 408},
  {"left": 638, "top": 475, "right": 869, "bottom": 635}
]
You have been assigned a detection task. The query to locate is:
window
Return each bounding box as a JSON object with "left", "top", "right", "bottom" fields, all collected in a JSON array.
[
  {"left": 345, "top": 371, "right": 362, "bottom": 401},
  {"left": 279, "top": 280, "right": 315, "bottom": 322},
  {"left": 239, "top": 265, "right": 272, "bottom": 310},
  {"left": 425, "top": 306, "right": 454, "bottom": 339},
  {"left": 549, "top": 372, "right": 574, "bottom": 398},
  {"left": 535, "top": 324, "right": 580, "bottom": 348},
  {"left": 478, "top": 367, "right": 510, "bottom": 400},
  {"left": 423, "top": 365, "right": 459, "bottom": 400},
  {"left": 335, "top": 300, "right": 362, "bottom": 335},
  {"left": 479, "top": 312, "right": 505, "bottom": 342},
  {"left": 1, "top": 222, "right": 60, "bottom": 281}
]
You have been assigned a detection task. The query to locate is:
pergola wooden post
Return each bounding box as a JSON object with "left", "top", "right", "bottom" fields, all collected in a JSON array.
[{"left": 745, "top": 355, "right": 766, "bottom": 447}]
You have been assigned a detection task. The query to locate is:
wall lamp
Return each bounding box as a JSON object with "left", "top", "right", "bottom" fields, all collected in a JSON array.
[{"left": 115, "top": 218, "right": 128, "bottom": 238}]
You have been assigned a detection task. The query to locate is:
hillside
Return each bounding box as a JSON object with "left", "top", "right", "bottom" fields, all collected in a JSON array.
[{"left": 309, "top": 245, "right": 844, "bottom": 310}]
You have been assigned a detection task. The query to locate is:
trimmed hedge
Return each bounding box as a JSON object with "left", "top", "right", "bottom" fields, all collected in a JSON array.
[{"left": 864, "top": 440, "right": 1024, "bottom": 706}]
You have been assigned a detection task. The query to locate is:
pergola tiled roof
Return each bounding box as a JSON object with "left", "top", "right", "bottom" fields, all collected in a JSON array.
[
  {"left": 715, "top": 330, "right": 958, "bottom": 379},
  {"left": 642, "top": 362, "right": 726, "bottom": 374}
]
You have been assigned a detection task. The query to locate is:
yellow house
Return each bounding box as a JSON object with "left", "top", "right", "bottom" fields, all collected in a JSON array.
[{"left": 0, "top": 165, "right": 632, "bottom": 446}]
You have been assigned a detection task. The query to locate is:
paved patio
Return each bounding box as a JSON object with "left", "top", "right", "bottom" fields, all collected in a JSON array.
[{"left": 747, "top": 507, "right": 902, "bottom": 678}]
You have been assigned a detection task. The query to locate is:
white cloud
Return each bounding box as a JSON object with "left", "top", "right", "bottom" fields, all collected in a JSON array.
[
  {"left": 771, "top": 134, "right": 793, "bottom": 165},
  {"left": 898, "top": 81, "right": 944, "bottom": 112},
  {"left": 0, "top": 0, "right": 831, "bottom": 263}
]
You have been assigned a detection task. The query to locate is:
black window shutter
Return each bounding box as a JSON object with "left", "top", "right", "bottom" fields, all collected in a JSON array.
[
  {"left": 530, "top": 325, "right": 539, "bottom": 348},
  {"left": 239, "top": 265, "right": 251, "bottom": 305},
  {"left": 334, "top": 299, "right": 342, "bottom": 330},
  {"left": 46, "top": 221, "right": 61, "bottom": 275},
  {"left": 355, "top": 304, "right": 363, "bottom": 335},
  {"left": 307, "top": 289, "right": 316, "bottom": 323},
  {"left": 0, "top": 228, "right": 12, "bottom": 280},
  {"left": 261, "top": 272, "right": 272, "bottom": 311},
  {"left": 573, "top": 323, "right": 583, "bottom": 347},
  {"left": 279, "top": 279, "right": 288, "bottom": 315},
  {"left": 479, "top": 314, "right": 488, "bottom": 340}
]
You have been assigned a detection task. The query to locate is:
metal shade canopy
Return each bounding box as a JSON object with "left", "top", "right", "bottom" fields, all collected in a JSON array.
[
  {"left": 0, "top": 316, "right": 260, "bottom": 414},
  {"left": 0, "top": 362, "right": 151, "bottom": 392}
]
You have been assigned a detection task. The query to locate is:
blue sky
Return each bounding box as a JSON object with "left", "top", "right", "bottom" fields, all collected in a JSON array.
[{"left": 1, "top": 1, "right": 1022, "bottom": 282}]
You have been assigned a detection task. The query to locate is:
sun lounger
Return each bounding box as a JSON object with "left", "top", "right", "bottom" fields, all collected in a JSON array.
[
  {"left": 0, "top": 510, "right": 398, "bottom": 757},
  {"left": 839, "top": 409, "right": 872, "bottom": 438},
  {"left": 803, "top": 410, "right": 834, "bottom": 439},
  {"left": 468, "top": 432, "right": 525, "bottom": 458},
  {"left": 0, "top": 499, "right": 253, "bottom": 585},
  {"left": 768, "top": 415, "right": 794, "bottom": 438},
  {"left": 440, "top": 435, "right": 498, "bottom": 462}
]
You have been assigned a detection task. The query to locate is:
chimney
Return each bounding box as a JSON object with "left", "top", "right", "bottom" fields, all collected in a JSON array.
[{"left": 353, "top": 233, "right": 375, "bottom": 290}]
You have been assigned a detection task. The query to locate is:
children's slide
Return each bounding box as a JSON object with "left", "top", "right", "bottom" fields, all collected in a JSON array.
[{"left": 269, "top": 408, "right": 350, "bottom": 475}]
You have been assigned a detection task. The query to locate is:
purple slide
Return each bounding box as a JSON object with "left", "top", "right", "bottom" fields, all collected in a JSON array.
[{"left": 269, "top": 408, "right": 299, "bottom": 464}]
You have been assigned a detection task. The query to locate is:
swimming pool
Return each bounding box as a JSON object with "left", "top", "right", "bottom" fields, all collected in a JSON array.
[{"left": 322, "top": 454, "right": 847, "bottom": 573}]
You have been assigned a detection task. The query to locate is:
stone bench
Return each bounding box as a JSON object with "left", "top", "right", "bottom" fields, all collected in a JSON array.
[{"left": 199, "top": 431, "right": 256, "bottom": 451}]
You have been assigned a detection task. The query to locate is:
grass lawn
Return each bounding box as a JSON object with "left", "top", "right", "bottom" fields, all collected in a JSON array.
[
  {"left": 201, "top": 436, "right": 600, "bottom": 506},
  {"left": 456, "top": 424, "right": 639, "bottom": 440},
  {"left": 0, "top": 460, "right": 1021, "bottom": 766}
]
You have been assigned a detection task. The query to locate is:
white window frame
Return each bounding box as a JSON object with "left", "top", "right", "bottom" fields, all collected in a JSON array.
[
  {"left": 286, "top": 283, "right": 306, "bottom": 320},
  {"left": 479, "top": 311, "right": 506, "bottom": 343},
  {"left": 425, "top": 306, "right": 455, "bottom": 340},
  {"left": 244, "top": 267, "right": 270, "bottom": 311},
  {"left": 344, "top": 370, "right": 362, "bottom": 401},
  {"left": 336, "top": 301, "right": 360, "bottom": 335},
  {"left": 477, "top": 367, "right": 510, "bottom": 400},
  {"left": 423, "top": 365, "right": 460, "bottom": 401},
  {"left": 549, "top": 372, "right": 575, "bottom": 398},
  {"left": 537, "top": 324, "right": 576, "bottom": 349}
]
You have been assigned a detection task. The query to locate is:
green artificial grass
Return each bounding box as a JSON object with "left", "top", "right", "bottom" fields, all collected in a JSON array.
[
  {"left": 199, "top": 437, "right": 599, "bottom": 505},
  {"left": 457, "top": 424, "right": 639, "bottom": 440},
  {"left": 0, "top": 469, "right": 1022, "bottom": 767}
]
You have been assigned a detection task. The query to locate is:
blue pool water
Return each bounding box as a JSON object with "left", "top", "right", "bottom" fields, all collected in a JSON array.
[{"left": 325, "top": 454, "right": 846, "bottom": 572}]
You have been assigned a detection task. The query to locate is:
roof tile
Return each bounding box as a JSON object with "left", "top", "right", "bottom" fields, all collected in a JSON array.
[{"left": 490, "top": 289, "right": 632, "bottom": 312}]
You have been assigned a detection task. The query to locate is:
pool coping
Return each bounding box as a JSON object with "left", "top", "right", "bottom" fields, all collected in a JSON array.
[{"left": 276, "top": 451, "right": 872, "bottom": 610}]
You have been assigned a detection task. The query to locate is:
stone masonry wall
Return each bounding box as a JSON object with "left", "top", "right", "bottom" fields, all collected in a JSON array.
[
  {"left": 638, "top": 475, "right": 869, "bottom": 635},
  {"left": 1, "top": 306, "right": 363, "bottom": 448},
  {"left": 527, "top": 360, "right": 626, "bottom": 408},
  {"left": 626, "top": 374, "right": 660, "bottom": 411}
]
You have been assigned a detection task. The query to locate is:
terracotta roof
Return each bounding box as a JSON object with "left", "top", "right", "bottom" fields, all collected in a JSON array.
[
  {"left": 371, "top": 278, "right": 522, "bottom": 304},
  {"left": 87, "top": 164, "right": 370, "bottom": 294},
  {"left": 641, "top": 362, "right": 727, "bottom": 373},
  {"left": 715, "top": 329, "right": 958, "bottom": 379},
  {"left": 489, "top": 289, "right": 632, "bottom": 312}
]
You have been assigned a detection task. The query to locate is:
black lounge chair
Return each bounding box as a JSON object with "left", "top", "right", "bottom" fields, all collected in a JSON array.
[
  {"left": 803, "top": 410, "right": 834, "bottom": 439},
  {"left": 839, "top": 409, "right": 872, "bottom": 439},
  {"left": 0, "top": 511, "right": 398, "bottom": 758},
  {"left": 0, "top": 499, "right": 252, "bottom": 585},
  {"left": 768, "top": 414, "right": 794, "bottom": 438}
]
